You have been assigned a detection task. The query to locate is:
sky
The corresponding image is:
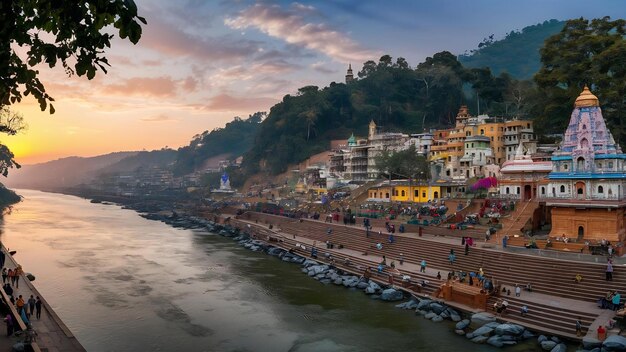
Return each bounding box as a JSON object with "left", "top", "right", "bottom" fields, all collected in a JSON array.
[{"left": 5, "top": 0, "right": 626, "bottom": 165}]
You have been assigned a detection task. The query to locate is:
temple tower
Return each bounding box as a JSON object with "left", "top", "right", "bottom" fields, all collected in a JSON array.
[{"left": 345, "top": 64, "right": 354, "bottom": 84}]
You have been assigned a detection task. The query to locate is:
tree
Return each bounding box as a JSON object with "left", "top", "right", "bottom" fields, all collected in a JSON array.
[
  {"left": 0, "top": 107, "right": 27, "bottom": 176},
  {"left": 0, "top": 1, "right": 147, "bottom": 112},
  {"left": 374, "top": 145, "right": 430, "bottom": 181},
  {"left": 534, "top": 17, "right": 626, "bottom": 141}
]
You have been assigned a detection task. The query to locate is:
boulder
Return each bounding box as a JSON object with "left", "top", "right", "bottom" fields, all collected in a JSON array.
[
  {"left": 456, "top": 319, "right": 471, "bottom": 330},
  {"left": 405, "top": 300, "right": 418, "bottom": 310},
  {"left": 333, "top": 278, "right": 343, "bottom": 285},
  {"left": 484, "top": 322, "right": 501, "bottom": 329},
  {"left": 538, "top": 335, "right": 548, "bottom": 343},
  {"left": 417, "top": 299, "right": 432, "bottom": 310},
  {"left": 471, "top": 312, "right": 496, "bottom": 327},
  {"left": 429, "top": 302, "right": 446, "bottom": 315},
  {"left": 439, "top": 311, "right": 449, "bottom": 319},
  {"left": 308, "top": 265, "right": 329, "bottom": 276},
  {"left": 380, "top": 288, "right": 404, "bottom": 301},
  {"left": 495, "top": 324, "right": 526, "bottom": 336},
  {"left": 368, "top": 281, "right": 381, "bottom": 290},
  {"left": 431, "top": 315, "right": 444, "bottom": 322},
  {"left": 415, "top": 310, "right": 428, "bottom": 316},
  {"left": 550, "top": 336, "right": 560, "bottom": 343},
  {"left": 550, "top": 343, "right": 567, "bottom": 352},
  {"left": 319, "top": 279, "right": 331, "bottom": 285},
  {"left": 314, "top": 273, "right": 325, "bottom": 280},
  {"left": 302, "top": 259, "right": 318, "bottom": 267},
  {"left": 450, "top": 312, "right": 462, "bottom": 322},
  {"left": 582, "top": 337, "right": 603, "bottom": 350},
  {"left": 487, "top": 336, "right": 504, "bottom": 348},
  {"left": 603, "top": 335, "right": 626, "bottom": 351},
  {"left": 471, "top": 336, "right": 489, "bottom": 344},
  {"left": 522, "top": 330, "right": 535, "bottom": 339},
  {"left": 356, "top": 281, "right": 369, "bottom": 290},
  {"left": 472, "top": 326, "right": 495, "bottom": 337},
  {"left": 455, "top": 329, "right": 466, "bottom": 336},
  {"left": 541, "top": 340, "right": 557, "bottom": 351},
  {"left": 424, "top": 312, "right": 437, "bottom": 320}
]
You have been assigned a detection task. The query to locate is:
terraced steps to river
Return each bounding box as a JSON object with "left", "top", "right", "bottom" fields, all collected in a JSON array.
[{"left": 231, "top": 211, "right": 617, "bottom": 341}]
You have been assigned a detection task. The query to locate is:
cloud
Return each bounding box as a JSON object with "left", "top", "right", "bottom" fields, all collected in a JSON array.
[
  {"left": 141, "top": 114, "right": 177, "bottom": 122},
  {"left": 311, "top": 61, "right": 337, "bottom": 74},
  {"left": 141, "top": 17, "right": 261, "bottom": 62},
  {"left": 205, "top": 93, "right": 278, "bottom": 112},
  {"left": 103, "top": 76, "right": 178, "bottom": 97},
  {"left": 225, "top": 3, "right": 380, "bottom": 63}
]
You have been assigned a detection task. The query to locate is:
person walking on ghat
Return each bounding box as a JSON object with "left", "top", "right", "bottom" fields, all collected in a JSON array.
[
  {"left": 35, "top": 297, "right": 42, "bottom": 320},
  {"left": 27, "top": 295, "right": 36, "bottom": 317},
  {"left": 14, "top": 265, "right": 22, "bottom": 288},
  {"left": 1, "top": 268, "right": 6, "bottom": 284},
  {"left": 606, "top": 259, "right": 614, "bottom": 281},
  {"left": 7, "top": 269, "right": 14, "bottom": 286}
]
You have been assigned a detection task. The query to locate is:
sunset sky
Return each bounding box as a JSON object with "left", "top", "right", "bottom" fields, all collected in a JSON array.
[{"left": 5, "top": 0, "right": 626, "bottom": 165}]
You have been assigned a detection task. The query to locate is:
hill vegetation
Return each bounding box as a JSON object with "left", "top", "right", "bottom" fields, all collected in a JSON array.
[{"left": 459, "top": 20, "right": 565, "bottom": 79}]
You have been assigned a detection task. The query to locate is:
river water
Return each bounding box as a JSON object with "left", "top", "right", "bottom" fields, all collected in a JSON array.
[{"left": 0, "top": 190, "right": 508, "bottom": 352}]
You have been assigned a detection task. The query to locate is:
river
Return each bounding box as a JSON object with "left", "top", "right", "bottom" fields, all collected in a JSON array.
[{"left": 0, "top": 190, "right": 509, "bottom": 352}]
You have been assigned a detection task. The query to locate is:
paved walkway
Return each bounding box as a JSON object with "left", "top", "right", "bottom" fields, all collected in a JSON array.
[{"left": 0, "top": 244, "right": 85, "bottom": 352}]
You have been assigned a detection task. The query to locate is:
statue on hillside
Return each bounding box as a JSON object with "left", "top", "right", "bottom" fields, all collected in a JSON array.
[{"left": 220, "top": 172, "right": 231, "bottom": 190}]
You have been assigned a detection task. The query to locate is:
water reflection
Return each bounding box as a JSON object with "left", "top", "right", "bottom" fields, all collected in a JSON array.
[{"left": 0, "top": 190, "right": 503, "bottom": 352}]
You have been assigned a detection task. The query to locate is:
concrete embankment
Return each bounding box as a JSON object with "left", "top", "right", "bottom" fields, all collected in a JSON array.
[{"left": 0, "top": 244, "right": 85, "bottom": 351}]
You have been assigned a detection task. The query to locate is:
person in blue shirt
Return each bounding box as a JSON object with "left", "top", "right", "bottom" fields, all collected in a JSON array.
[{"left": 612, "top": 291, "right": 621, "bottom": 311}]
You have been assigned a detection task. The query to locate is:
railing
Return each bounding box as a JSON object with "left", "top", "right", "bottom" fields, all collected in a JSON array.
[{"left": 538, "top": 194, "right": 626, "bottom": 201}]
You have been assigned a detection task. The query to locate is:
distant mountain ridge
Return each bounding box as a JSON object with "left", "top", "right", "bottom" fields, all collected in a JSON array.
[
  {"left": 3, "top": 151, "right": 137, "bottom": 190},
  {"left": 459, "top": 19, "right": 565, "bottom": 79}
]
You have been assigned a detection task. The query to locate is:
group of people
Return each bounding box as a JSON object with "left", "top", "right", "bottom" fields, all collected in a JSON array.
[
  {"left": 2, "top": 265, "right": 43, "bottom": 337},
  {"left": 2, "top": 265, "right": 23, "bottom": 288},
  {"left": 599, "top": 290, "right": 622, "bottom": 311}
]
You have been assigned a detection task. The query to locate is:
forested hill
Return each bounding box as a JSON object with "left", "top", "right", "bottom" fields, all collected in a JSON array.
[
  {"left": 459, "top": 20, "right": 565, "bottom": 79},
  {"left": 171, "top": 112, "right": 265, "bottom": 176},
  {"left": 242, "top": 52, "right": 529, "bottom": 175}
]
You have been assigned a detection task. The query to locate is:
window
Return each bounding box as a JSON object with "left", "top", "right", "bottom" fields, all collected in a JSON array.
[
  {"left": 609, "top": 162, "right": 614, "bottom": 169},
  {"left": 560, "top": 185, "right": 565, "bottom": 193},
  {"left": 490, "top": 127, "right": 494, "bottom": 131},
  {"left": 582, "top": 124, "right": 587, "bottom": 130},
  {"left": 401, "top": 190, "right": 405, "bottom": 197},
  {"left": 480, "top": 129, "right": 485, "bottom": 135},
  {"left": 541, "top": 187, "right": 545, "bottom": 195},
  {"left": 414, "top": 190, "right": 419, "bottom": 197},
  {"left": 516, "top": 187, "right": 520, "bottom": 194},
  {"left": 385, "top": 193, "right": 390, "bottom": 198},
  {"left": 422, "top": 192, "right": 426, "bottom": 198},
  {"left": 505, "top": 187, "right": 510, "bottom": 194},
  {"left": 598, "top": 186, "right": 604, "bottom": 193},
  {"left": 564, "top": 164, "right": 568, "bottom": 170},
  {"left": 552, "top": 187, "right": 556, "bottom": 195}
]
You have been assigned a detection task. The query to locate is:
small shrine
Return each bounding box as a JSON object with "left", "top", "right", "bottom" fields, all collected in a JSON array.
[{"left": 212, "top": 172, "right": 235, "bottom": 194}]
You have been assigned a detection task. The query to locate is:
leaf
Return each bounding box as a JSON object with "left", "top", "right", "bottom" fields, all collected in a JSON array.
[{"left": 50, "top": 104, "right": 55, "bottom": 114}]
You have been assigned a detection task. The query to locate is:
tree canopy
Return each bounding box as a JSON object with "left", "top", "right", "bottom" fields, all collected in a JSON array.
[
  {"left": 533, "top": 17, "right": 626, "bottom": 142},
  {"left": 0, "top": 0, "right": 146, "bottom": 112},
  {"left": 374, "top": 145, "right": 430, "bottom": 181},
  {"left": 242, "top": 53, "right": 528, "bottom": 175}
]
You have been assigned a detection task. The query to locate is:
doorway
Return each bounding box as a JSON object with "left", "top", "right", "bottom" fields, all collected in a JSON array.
[
  {"left": 577, "top": 226, "right": 584, "bottom": 241},
  {"left": 524, "top": 185, "right": 532, "bottom": 200}
]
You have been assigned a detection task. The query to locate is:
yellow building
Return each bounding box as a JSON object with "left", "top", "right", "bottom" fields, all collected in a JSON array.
[{"left": 367, "top": 182, "right": 441, "bottom": 203}]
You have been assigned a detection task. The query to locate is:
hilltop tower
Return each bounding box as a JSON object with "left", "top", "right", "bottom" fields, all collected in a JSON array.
[
  {"left": 368, "top": 120, "right": 377, "bottom": 140},
  {"left": 345, "top": 64, "right": 354, "bottom": 84}
]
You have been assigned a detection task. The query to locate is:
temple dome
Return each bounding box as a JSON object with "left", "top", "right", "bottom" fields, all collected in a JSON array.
[{"left": 574, "top": 85, "right": 599, "bottom": 108}]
